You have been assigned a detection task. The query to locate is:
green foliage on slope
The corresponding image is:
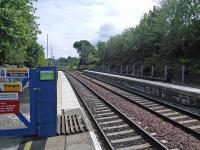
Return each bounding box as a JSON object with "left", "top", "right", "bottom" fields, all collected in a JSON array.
[
  {"left": 96, "top": 0, "right": 200, "bottom": 72},
  {"left": 0, "top": 0, "right": 46, "bottom": 67}
]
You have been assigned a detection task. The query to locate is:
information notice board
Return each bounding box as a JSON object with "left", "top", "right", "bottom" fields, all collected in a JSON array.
[{"left": 0, "top": 92, "right": 19, "bottom": 114}]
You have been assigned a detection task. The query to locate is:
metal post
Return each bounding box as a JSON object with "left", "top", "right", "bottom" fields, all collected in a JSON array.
[
  {"left": 120, "top": 66, "right": 123, "bottom": 74},
  {"left": 132, "top": 65, "right": 135, "bottom": 75},
  {"left": 151, "top": 65, "right": 154, "bottom": 79},
  {"left": 141, "top": 65, "right": 143, "bottom": 76},
  {"left": 164, "top": 65, "right": 168, "bottom": 81},
  {"left": 182, "top": 66, "right": 185, "bottom": 84}
]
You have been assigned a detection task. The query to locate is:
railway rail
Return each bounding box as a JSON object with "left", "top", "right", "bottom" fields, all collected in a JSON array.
[
  {"left": 77, "top": 72, "right": 200, "bottom": 139},
  {"left": 65, "top": 72, "right": 167, "bottom": 150}
]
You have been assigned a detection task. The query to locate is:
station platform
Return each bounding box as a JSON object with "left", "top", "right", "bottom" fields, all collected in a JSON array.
[
  {"left": 0, "top": 71, "right": 102, "bottom": 150},
  {"left": 84, "top": 70, "right": 200, "bottom": 107}
]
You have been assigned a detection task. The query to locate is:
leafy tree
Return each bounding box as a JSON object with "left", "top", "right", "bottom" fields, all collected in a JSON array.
[
  {"left": 73, "top": 40, "right": 98, "bottom": 66},
  {"left": 0, "top": 0, "right": 45, "bottom": 67},
  {"left": 56, "top": 57, "right": 79, "bottom": 68},
  {"left": 95, "top": 0, "right": 200, "bottom": 72},
  {"left": 25, "top": 41, "right": 46, "bottom": 67}
]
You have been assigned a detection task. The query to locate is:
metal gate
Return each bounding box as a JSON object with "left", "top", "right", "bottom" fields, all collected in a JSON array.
[{"left": 0, "top": 67, "right": 57, "bottom": 137}]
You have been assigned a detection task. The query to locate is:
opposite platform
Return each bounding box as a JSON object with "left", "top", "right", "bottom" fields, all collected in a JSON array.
[{"left": 84, "top": 70, "right": 200, "bottom": 107}]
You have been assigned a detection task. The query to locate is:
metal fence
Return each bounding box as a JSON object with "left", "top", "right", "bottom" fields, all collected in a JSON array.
[{"left": 95, "top": 65, "right": 200, "bottom": 88}]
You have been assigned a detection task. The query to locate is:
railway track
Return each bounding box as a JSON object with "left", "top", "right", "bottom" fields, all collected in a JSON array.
[
  {"left": 65, "top": 72, "right": 167, "bottom": 150},
  {"left": 77, "top": 72, "right": 200, "bottom": 140}
]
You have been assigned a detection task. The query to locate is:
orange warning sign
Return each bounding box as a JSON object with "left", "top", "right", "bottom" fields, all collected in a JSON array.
[{"left": 0, "top": 83, "right": 22, "bottom": 92}]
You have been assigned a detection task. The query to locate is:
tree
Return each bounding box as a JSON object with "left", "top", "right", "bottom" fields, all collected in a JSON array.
[
  {"left": 95, "top": 0, "right": 200, "bottom": 72},
  {"left": 56, "top": 57, "right": 79, "bottom": 68},
  {"left": 96, "top": 41, "right": 107, "bottom": 65},
  {"left": 25, "top": 41, "right": 46, "bottom": 67},
  {"left": 73, "top": 40, "right": 98, "bottom": 66},
  {"left": 0, "top": 0, "right": 45, "bottom": 67}
]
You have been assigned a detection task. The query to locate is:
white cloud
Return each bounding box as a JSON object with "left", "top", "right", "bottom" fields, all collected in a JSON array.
[{"left": 34, "top": 0, "right": 156, "bottom": 59}]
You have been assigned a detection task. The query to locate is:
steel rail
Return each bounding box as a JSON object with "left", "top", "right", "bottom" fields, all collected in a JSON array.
[
  {"left": 67, "top": 72, "right": 168, "bottom": 150},
  {"left": 79, "top": 72, "right": 200, "bottom": 140},
  {"left": 65, "top": 73, "right": 114, "bottom": 150}
]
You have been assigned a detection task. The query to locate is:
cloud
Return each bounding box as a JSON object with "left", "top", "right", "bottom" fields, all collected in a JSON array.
[
  {"left": 98, "top": 23, "right": 117, "bottom": 38},
  {"left": 92, "top": 23, "right": 119, "bottom": 43},
  {"left": 71, "top": 0, "right": 104, "bottom": 6},
  {"left": 34, "top": 0, "right": 156, "bottom": 59}
]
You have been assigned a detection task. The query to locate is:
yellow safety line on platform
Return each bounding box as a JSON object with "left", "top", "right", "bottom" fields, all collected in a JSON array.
[{"left": 24, "top": 141, "right": 32, "bottom": 150}]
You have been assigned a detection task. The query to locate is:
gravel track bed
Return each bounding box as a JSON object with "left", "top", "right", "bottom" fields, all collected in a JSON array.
[
  {"left": 166, "top": 101, "right": 200, "bottom": 115},
  {"left": 73, "top": 73, "right": 200, "bottom": 150},
  {"left": 66, "top": 75, "right": 109, "bottom": 150},
  {"left": 85, "top": 74, "right": 200, "bottom": 135},
  {"left": 104, "top": 126, "right": 131, "bottom": 133},
  {"left": 107, "top": 132, "right": 137, "bottom": 140},
  {"left": 81, "top": 73, "right": 200, "bottom": 115},
  {"left": 114, "top": 138, "right": 148, "bottom": 148},
  {"left": 68, "top": 73, "right": 160, "bottom": 150},
  {"left": 97, "top": 117, "right": 120, "bottom": 122},
  {"left": 99, "top": 121, "right": 127, "bottom": 128}
]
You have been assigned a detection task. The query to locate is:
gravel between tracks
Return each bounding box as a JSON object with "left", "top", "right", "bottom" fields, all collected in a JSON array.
[
  {"left": 66, "top": 74, "right": 109, "bottom": 150},
  {"left": 73, "top": 73, "right": 200, "bottom": 150}
]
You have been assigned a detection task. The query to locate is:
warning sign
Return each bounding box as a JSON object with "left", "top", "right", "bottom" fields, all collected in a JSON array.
[
  {"left": 0, "top": 92, "right": 19, "bottom": 114},
  {"left": 0, "top": 68, "right": 29, "bottom": 78},
  {"left": 0, "top": 83, "right": 22, "bottom": 92}
]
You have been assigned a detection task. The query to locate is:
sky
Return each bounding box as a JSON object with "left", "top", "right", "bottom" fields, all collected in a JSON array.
[{"left": 33, "top": 0, "right": 156, "bottom": 59}]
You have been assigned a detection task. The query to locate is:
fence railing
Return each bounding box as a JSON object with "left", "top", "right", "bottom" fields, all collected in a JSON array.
[{"left": 95, "top": 65, "right": 200, "bottom": 88}]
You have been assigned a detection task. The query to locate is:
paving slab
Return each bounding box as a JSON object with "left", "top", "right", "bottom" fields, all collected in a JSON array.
[{"left": 65, "top": 132, "right": 96, "bottom": 150}]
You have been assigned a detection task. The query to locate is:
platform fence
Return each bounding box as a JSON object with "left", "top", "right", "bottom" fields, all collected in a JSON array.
[{"left": 95, "top": 65, "right": 200, "bottom": 88}]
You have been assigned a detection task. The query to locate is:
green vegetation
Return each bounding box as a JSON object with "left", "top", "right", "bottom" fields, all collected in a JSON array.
[
  {"left": 96, "top": 0, "right": 200, "bottom": 72},
  {"left": 73, "top": 40, "right": 99, "bottom": 69},
  {"left": 73, "top": 0, "right": 200, "bottom": 75},
  {"left": 0, "top": 0, "right": 46, "bottom": 67},
  {"left": 48, "top": 57, "right": 79, "bottom": 69}
]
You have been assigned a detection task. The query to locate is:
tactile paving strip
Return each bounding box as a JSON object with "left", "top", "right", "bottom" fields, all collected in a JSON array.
[{"left": 57, "top": 109, "right": 88, "bottom": 135}]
